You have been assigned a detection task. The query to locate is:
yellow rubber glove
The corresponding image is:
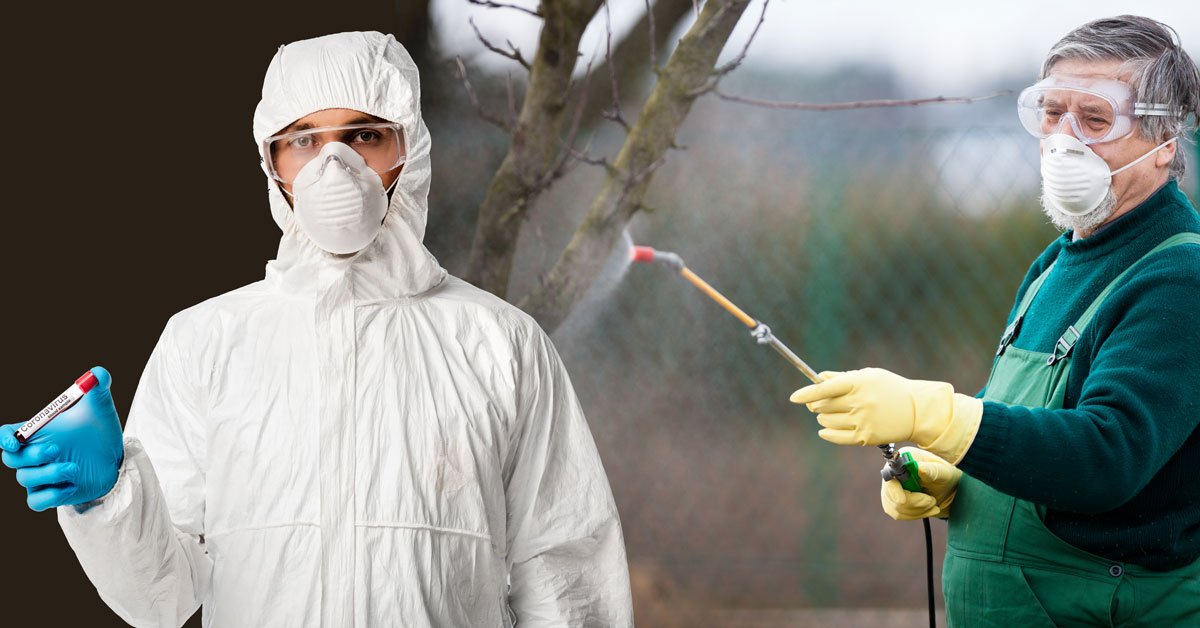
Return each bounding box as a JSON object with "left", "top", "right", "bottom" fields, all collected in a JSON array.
[
  {"left": 881, "top": 447, "right": 962, "bottom": 520},
  {"left": 789, "top": 367, "right": 983, "bottom": 464}
]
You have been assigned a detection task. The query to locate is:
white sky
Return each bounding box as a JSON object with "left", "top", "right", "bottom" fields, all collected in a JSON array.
[{"left": 433, "top": 0, "right": 1200, "bottom": 93}]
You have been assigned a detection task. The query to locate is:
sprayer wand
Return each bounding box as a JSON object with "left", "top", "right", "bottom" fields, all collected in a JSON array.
[
  {"left": 629, "top": 244, "right": 935, "bottom": 628},
  {"left": 629, "top": 245, "right": 920, "bottom": 491},
  {"left": 630, "top": 246, "right": 822, "bottom": 384}
]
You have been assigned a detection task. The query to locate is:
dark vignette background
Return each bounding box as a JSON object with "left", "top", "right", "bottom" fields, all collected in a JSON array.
[{"left": 2, "top": 2, "right": 444, "bottom": 625}]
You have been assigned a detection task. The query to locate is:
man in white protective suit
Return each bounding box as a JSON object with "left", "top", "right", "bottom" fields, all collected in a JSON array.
[{"left": 0, "top": 31, "right": 633, "bottom": 628}]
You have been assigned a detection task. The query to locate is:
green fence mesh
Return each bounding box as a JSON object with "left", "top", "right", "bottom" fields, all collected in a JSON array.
[{"left": 522, "top": 106, "right": 1198, "bottom": 623}]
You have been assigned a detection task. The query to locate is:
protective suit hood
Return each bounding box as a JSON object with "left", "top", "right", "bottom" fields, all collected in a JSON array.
[{"left": 253, "top": 31, "right": 446, "bottom": 301}]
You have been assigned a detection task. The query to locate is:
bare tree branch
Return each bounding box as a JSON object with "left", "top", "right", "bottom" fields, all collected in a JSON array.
[
  {"left": 470, "top": 17, "right": 531, "bottom": 70},
  {"left": 566, "top": 144, "right": 614, "bottom": 171},
  {"left": 713, "top": 88, "right": 1016, "bottom": 110},
  {"left": 628, "top": 155, "right": 666, "bottom": 188},
  {"left": 556, "top": 126, "right": 613, "bottom": 173},
  {"left": 519, "top": 0, "right": 755, "bottom": 332},
  {"left": 611, "top": 154, "right": 667, "bottom": 211},
  {"left": 712, "top": 0, "right": 768, "bottom": 77},
  {"left": 645, "top": 0, "right": 657, "bottom": 69},
  {"left": 542, "top": 61, "right": 595, "bottom": 185},
  {"left": 454, "top": 56, "right": 514, "bottom": 131},
  {"left": 685, "top": 0, "right": 768, "bottom": 97},
  {"left": 506, "top": 73, "right": 519, "bottom": 121},
  {"left": 575, "top": 0, "right": 694, "bottom": 129},
  {"left": 467, "top": 0, "right": 542, "bottom": 18},
  {"left": 602, "top": 1, "right": 630, "bottom": 130}
]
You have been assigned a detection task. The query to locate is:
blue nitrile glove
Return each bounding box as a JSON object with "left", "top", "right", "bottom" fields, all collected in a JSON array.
[{"left": 1, "top": 367, "right": 125, "bottom": 511}]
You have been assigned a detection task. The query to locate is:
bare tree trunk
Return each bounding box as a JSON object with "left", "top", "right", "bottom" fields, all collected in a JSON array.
[
  {"left": 462, "top": 0, "right": 605, "bottom": 298},
  {"left": 519, "top": 0, "right": 752, "bottom": 332}
]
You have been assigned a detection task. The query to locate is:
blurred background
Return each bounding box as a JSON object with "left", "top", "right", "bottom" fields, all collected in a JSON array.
[{"left": 2, "top": 1, "right": 1197, "bottom": 626}]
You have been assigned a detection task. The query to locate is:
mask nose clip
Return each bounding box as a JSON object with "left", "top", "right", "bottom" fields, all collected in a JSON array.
[
  {"left": 1048, "top": 144, "right": 1086, "bottom": 157},
  {"left": 317, "top": 151, "right": 360, "bottom": 177}
]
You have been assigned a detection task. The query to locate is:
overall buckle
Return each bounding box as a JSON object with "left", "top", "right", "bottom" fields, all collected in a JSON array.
[
  {"left": 997, "top": 317, "right": 1023, "bottom": 356},
  {"left": 1047, "top": 325, "right": 1080, "bottom": 365}
]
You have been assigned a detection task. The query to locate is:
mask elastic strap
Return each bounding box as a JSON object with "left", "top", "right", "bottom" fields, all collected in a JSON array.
[{"left": 1110, "top": 137, "right": 1178, "bottom": 176}]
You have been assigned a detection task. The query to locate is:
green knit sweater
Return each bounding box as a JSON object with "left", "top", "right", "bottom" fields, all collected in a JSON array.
[{"left": 959, "top": 181, "right": 1200, "bottom": 571}]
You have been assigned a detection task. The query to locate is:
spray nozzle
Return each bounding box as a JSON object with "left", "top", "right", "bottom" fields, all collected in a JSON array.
[{"left": 629, "top": 246, "right": 685, "bottom": 271}]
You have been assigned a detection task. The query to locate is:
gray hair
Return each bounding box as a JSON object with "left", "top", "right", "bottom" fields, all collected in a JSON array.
[{"left": 1041, "top": 15, "right": 1200, "bottom": 181}]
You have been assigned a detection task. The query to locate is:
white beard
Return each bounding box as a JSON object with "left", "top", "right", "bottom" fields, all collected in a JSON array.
[{"left": 1040, "top": 185, "right": 1117, "bottom": 237}]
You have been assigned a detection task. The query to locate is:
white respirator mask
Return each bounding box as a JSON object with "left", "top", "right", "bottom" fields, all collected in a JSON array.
[
  {"left": 1040, "top": 133, "right": 1177, "bottom": 216},
  {"left": 290, "top": 142, "right": 395, "bottom": 255}
]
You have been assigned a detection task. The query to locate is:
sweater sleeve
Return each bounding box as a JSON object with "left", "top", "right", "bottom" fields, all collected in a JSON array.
[{"left": 959, "top": 250, "right": 1200, "bottom": 513}]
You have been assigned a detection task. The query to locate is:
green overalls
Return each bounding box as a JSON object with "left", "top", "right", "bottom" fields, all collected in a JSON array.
[{"left": 943, "top": 233, "right": 1200, "bottom": 628}]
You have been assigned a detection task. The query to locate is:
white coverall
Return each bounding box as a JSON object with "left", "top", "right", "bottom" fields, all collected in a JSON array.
[{"left": 57, "top": 31, "right": 633, "bottom": 628}]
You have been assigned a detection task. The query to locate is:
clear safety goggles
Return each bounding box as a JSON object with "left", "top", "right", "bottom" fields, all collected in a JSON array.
[
  {"left": 1016, "top": 75, "right": 1176, "bottom": 145},
  {"left": 263, "top": 122, "right": 406, "bottom": 184}
]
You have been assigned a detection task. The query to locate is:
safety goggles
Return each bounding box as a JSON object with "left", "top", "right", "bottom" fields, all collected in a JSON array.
[
  {"left": 1016, "top": 75, "right": 1176, "bottom": 145},
  {"left": 263, "top": 122, "right": 406, "bottom": 184}
]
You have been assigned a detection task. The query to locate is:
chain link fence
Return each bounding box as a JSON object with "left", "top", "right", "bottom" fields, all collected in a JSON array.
[{"left": 484, "top": 90, "right": 1199, "bottom": 626}]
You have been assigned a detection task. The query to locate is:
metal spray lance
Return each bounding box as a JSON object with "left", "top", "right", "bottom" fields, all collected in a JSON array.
[{"left": 629, "top": 245, "right": 920, "bottom": 491}]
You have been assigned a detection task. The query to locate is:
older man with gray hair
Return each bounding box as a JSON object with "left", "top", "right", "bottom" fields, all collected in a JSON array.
[{"left": 790, "top": 15, "right": 1200, "bottom": 627}]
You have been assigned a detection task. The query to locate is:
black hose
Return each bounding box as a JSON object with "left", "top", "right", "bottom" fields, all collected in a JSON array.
[{"left": 924, "top": 518, "right": 936, "bottom": 628}]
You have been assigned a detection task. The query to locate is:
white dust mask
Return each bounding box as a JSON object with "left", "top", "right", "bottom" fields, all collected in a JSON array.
[
  {"left": 1041, "top": 134, "right": 1177, "bottom": 217},
  {"left": 291, "top": 142, "right": 394, "bottom": 254}
]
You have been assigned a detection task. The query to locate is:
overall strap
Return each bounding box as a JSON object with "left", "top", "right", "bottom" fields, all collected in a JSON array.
[
  {"left": 996, "top": 261, "right": 1056, "bottom": 356},
  {"left": 1047, "top": 232, "right": 1200, "bottom": 365}
]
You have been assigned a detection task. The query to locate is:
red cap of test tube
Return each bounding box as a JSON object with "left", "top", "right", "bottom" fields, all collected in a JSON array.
[{"left": 75, "top": 371, "right": 99, "bottom": 393}]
